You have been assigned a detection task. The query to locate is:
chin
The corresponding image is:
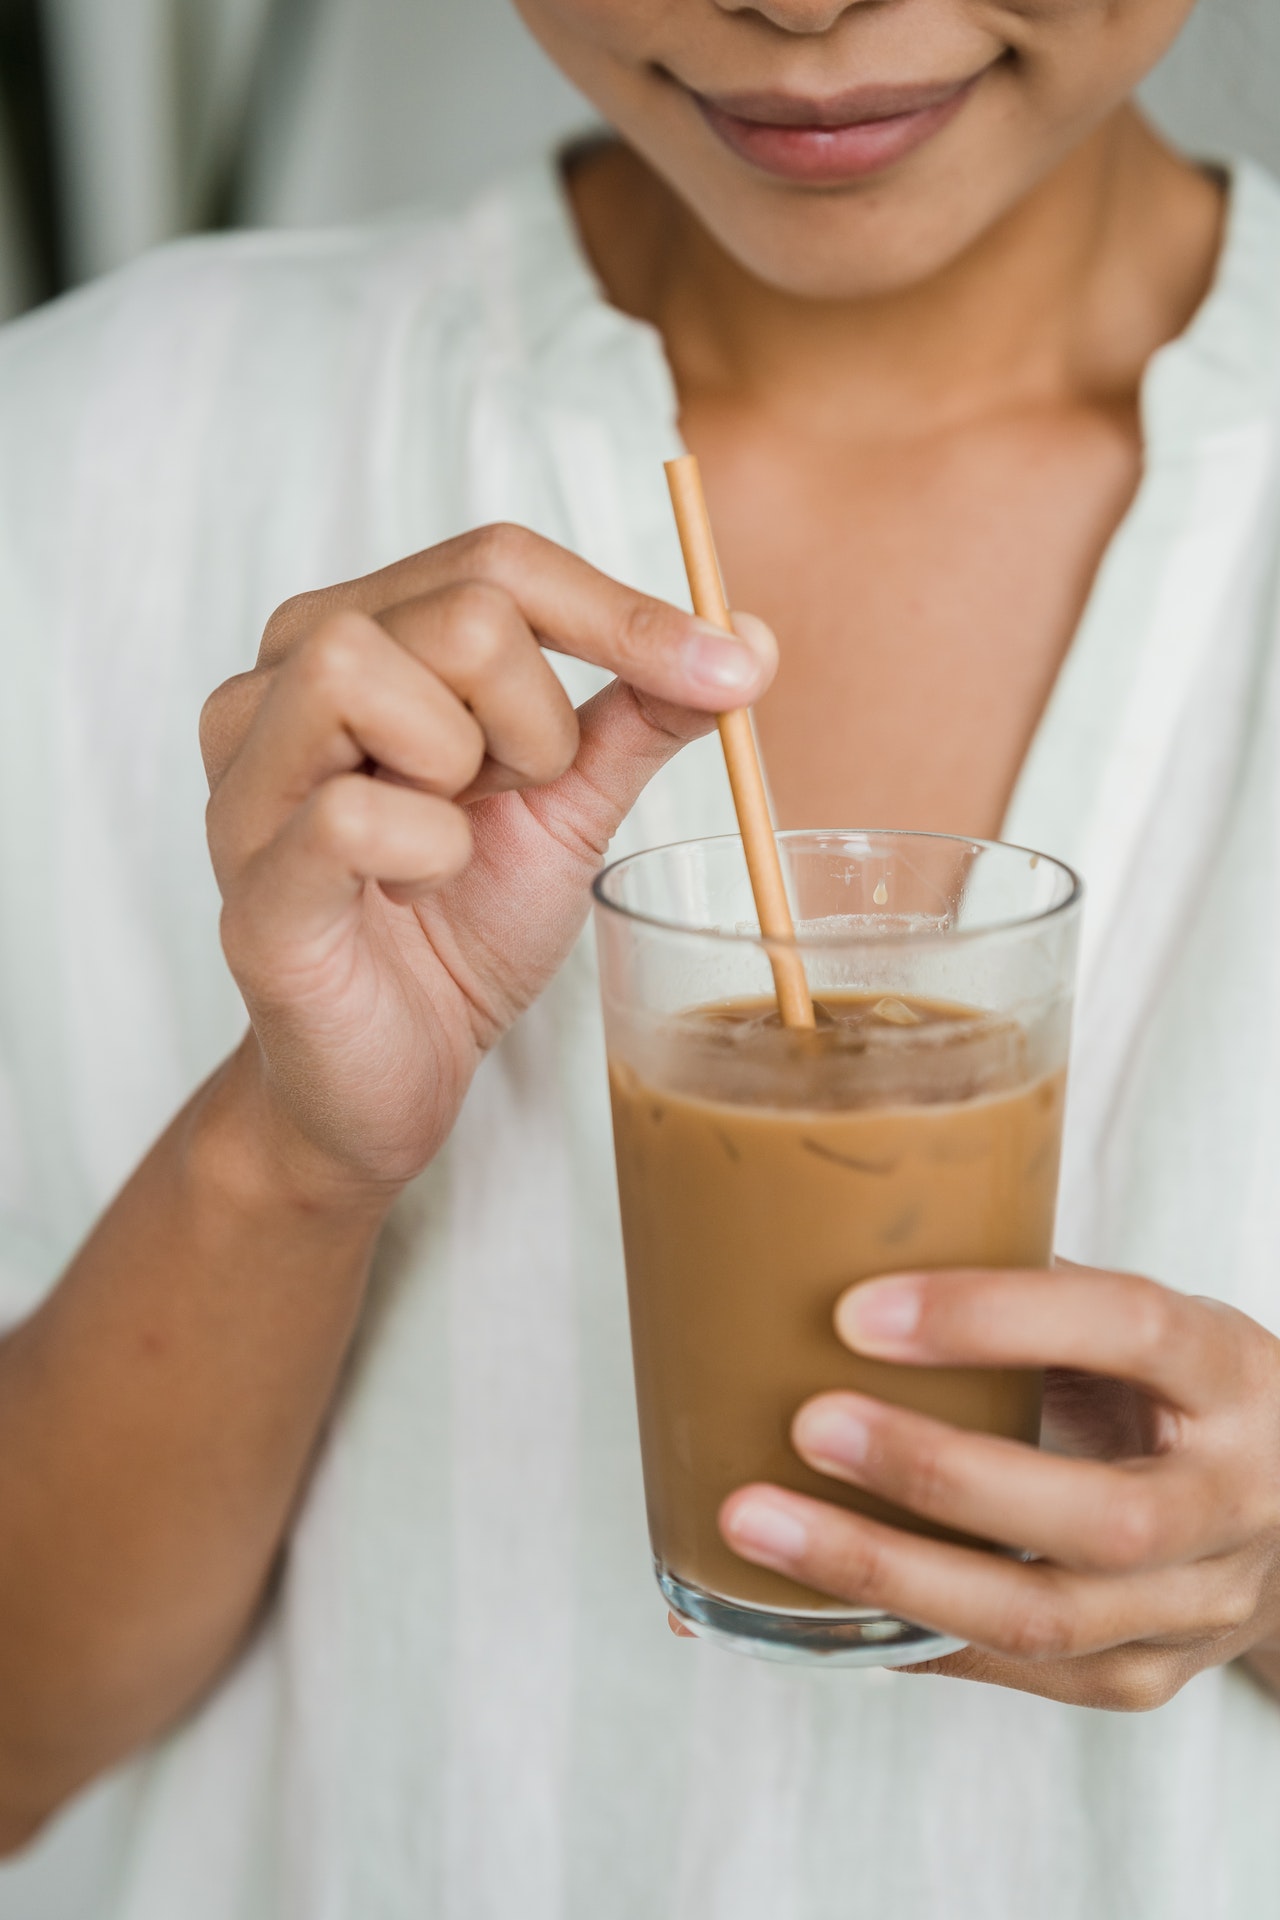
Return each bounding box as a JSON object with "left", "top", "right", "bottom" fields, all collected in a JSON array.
[
  {"left": 614, "top": 82, "right": 1070, "bottom": 304},
  {"left": 647, "top": 153, "right": 1033, "bottom": 304},
  {"left": 675, "top": 177, "right": 1019, "bottom": 303}
]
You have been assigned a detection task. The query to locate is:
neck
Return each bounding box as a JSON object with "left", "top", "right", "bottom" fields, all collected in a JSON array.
[{"left": 570, "top": 112, "right": 1224, "bottom": 440}]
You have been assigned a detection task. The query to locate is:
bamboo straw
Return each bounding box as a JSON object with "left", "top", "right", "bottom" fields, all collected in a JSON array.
[{"left": 664, "top": 454, "right": 815, "bottom": 1031}]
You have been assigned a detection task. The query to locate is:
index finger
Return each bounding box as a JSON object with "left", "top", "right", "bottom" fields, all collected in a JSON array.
[
  {"left": 834, "top": 1268, "right": 1242, "bottom": 1416},
  {"left": 259, "top": 523, "right": 776, "bottom": 710}
]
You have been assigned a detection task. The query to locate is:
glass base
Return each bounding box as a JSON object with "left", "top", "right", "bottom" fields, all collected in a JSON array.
[{"left": 659, "top": 1567, "right": 967, "bottom": 1669}]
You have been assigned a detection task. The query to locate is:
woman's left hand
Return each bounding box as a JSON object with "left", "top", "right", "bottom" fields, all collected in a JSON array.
[{"left": 719, "top": 1267, "right": 1280, "bottom": 1710}]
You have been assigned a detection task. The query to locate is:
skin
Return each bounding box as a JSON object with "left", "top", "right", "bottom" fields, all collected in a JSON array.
[{"left": 0, "top": 0, "right": 1276, "bottom": 1856}]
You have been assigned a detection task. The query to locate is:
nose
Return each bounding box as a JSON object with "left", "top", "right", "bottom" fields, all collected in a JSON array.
[{"left": 713, "top": 0, "right": 875, "bottom": 30}]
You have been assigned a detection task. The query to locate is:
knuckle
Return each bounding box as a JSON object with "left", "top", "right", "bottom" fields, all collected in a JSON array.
[
  {"left": 261, "top": 592, "right": 304, "bottom": 653},
  {"left": 1201, "top": 1562, "right": 1264, "bottom": 1639},
  {"left": 442, "top": 579, "right": 521, "bottom": 666},
  {"left": 1125, "top": 1278, "right": 1180, "bottom": 1370},
  {"left": 821, "top": 1522, "right": 894, "bottom": 1607},
  {"left": 1205, "top": 1473, "right": 1262, "bottom": 1550},
  {"left": 1210, "top": 1586, "right": 1258, "bottom": 1638},
  {"left": 1095, "top": 1481, "right": 1162, "bottom": 1572},
  {"left": 218, "top": 896, "right": 255, "bottom": 980},
  {"left": 217, "top": 898, "right": 239, "bottom": 965},
  {"left": 293, "top": 614, "right": 372, "bottom": 705},
  {"left": 840, "top": 1529, "right": 894, "bottom": 1605},
  {"left": 200, "top": 670, "right": 272, "bottom": 788},
  {"left": 995, "top": 1590, "right": 1075, "bottom": 1661},
  {"left": 204, "top": 787, "right": 231, "bottom": 873},
  {"left": 463, "top": 521, "right": 534, "bottom": 582},
  {"left": 615, "top": 596, "right": 675, "bottom": 676},
  {"left": 261, "top": 588, "right": 330, "bottom": 660},
  {"left": 198, "top": 683, "right": 230, "bottom": 772},
  {"left": 1090, "top": 1649, "right": 1183, "bottom": 1714},
  {"left": 898, "top": 1437, "right": 957, "bottom": 1521}
]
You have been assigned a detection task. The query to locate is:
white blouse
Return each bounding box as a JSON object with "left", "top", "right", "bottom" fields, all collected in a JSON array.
[{"left": 2, "top": 154, "right": 1280, "bottom": 1920}]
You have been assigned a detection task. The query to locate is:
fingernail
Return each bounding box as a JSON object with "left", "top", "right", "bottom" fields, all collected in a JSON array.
[
  {"left": 722, "top": 1496, "right": 809, "bottom": 1568},
  {"left": 837, "top": 1279, "right": 923, "bottom": 1354},
  {"left": 682, "top": 620, "right": 764, "bottom": 696},
  {"left": 796, "top": 1399, "right": 872, "bottom": 1472}
]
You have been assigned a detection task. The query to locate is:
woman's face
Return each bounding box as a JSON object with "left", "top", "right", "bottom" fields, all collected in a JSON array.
[{"left": 514, "top": 0, "right": 1199, "bottom": 298}]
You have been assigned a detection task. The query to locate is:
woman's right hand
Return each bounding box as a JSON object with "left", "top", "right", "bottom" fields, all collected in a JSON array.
[{"left": 200, "top": 524, "right": 777, "bottom": 1203}]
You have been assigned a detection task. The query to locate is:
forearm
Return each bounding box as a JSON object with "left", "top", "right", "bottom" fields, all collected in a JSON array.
[{"left": 0, "top": 1038, "right": 392, "bottom": 1845}]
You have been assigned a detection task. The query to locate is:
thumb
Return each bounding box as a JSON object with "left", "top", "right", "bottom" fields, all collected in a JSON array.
[{"left": 528, "top": 611, "right": 778, "bottom": 856}]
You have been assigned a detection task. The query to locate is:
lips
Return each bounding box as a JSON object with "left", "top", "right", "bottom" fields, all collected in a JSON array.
[{"left": 690, "top": 72, "right": 986, "bottom": 185}]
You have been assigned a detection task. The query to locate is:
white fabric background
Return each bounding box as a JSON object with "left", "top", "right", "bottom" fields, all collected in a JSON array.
[{"left": 0, "top": 1, "right": 1276, "bottom": 1915}]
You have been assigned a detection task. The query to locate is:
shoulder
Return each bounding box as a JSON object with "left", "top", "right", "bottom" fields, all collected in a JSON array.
[
  {"left": 0, "top": 156, "right": 590, "bottom": 625},
  {"left": 0, "top": 153, "right": 579, "bottom": 472}
]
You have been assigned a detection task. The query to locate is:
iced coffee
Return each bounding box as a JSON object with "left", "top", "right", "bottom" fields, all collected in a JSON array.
[
  {"left": 593, "top": 828, "right": 1081, "bottom": 1664},
  {"left": 610, "top": 992, "right": 1065, "bottom": 1615}
]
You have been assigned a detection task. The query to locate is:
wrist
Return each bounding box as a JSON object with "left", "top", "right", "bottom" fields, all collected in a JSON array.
[{"left": 185, "top": 1037, "right": 407, "bottom": 1236}]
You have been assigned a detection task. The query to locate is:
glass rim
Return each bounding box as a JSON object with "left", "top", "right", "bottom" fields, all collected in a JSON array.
[{"left": 592, "top": 827, "right": 1083, "bottom": 951}]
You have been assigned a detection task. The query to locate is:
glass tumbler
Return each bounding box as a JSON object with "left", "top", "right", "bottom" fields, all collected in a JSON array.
[{"left": 593, "top": 829, "right": 1082, "bottom": 1667}]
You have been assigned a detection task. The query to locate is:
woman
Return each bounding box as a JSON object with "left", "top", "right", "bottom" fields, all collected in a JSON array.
[{"left": 2, "top": 0, "right": 1279, "bottom": 1913}]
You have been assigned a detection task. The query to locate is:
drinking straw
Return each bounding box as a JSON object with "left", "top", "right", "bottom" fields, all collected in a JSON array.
[{"left": 665, "top": 454, "right": 816, "bottom": 1031}]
